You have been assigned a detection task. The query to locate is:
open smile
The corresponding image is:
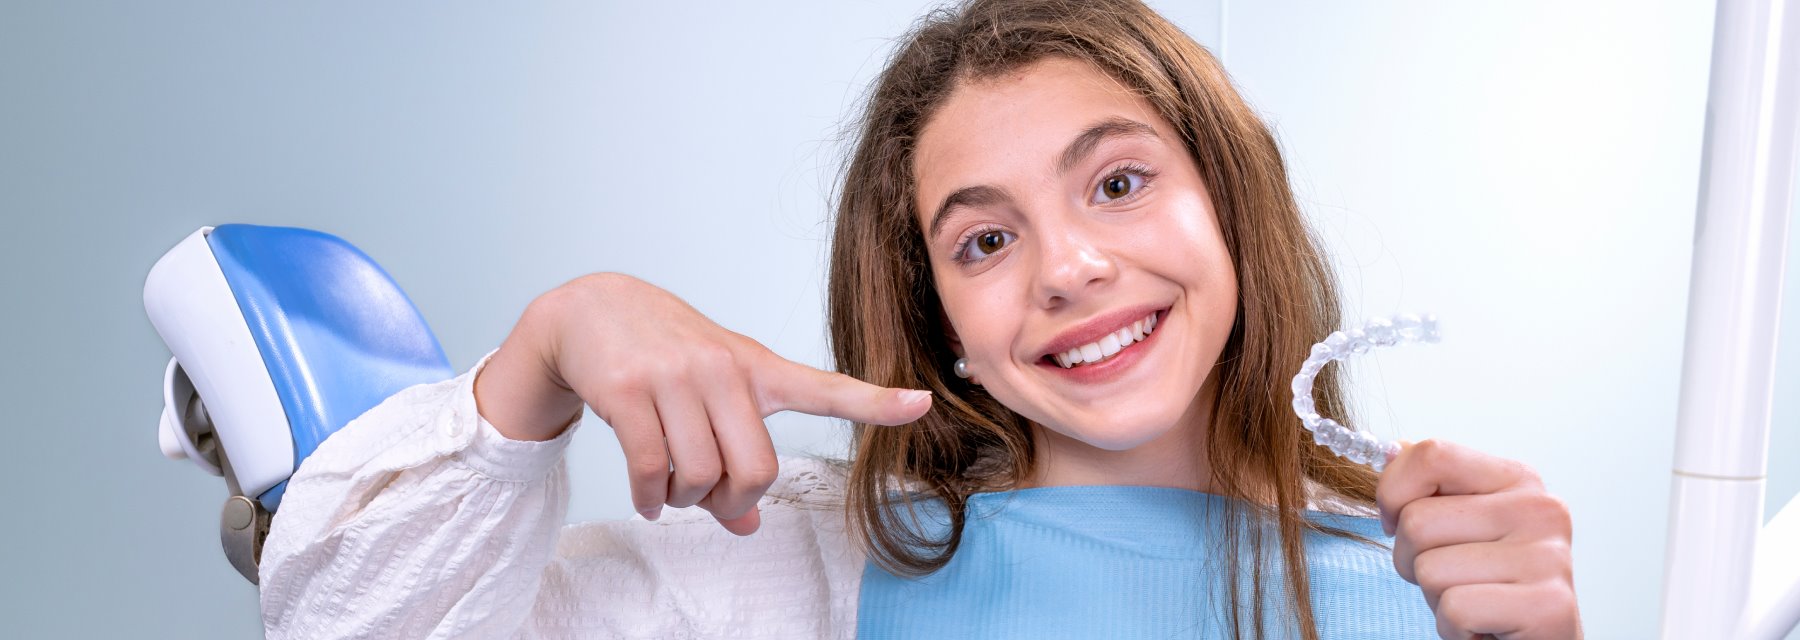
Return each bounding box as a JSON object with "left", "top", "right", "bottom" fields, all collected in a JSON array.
[{"left": 1035, "top": 307, "right": 1169, "bottom": 384}]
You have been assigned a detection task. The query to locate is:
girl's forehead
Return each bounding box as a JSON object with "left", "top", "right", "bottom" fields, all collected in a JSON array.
[
  {"left": 912, "top": 57, "right": 1176, "bottom": 221},
  {"left": 920, "top": 58, "right": 1150, "bottom": 155}
]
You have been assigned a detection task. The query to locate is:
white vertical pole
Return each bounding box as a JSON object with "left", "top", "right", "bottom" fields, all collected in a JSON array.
[
  {"left": 1744, "top": 492, "right": 1800, "bottom": 638},
  {"left": 1660, "top": 0, "right": 1800, "bottom": 637}
]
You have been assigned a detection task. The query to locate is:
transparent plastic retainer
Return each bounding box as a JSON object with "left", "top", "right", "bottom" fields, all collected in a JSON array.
[{"left": 1289, "top": 313, "right": 1441, "bottom": 472}]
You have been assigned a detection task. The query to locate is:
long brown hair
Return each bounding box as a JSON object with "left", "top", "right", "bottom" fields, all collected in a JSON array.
[{"left": 825, "top": 0, "right": 1378, "bottom": 637}]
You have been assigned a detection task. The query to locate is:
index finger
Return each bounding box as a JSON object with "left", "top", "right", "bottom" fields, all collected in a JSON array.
[
  {"left": 1376, "top": 439, "right": 1540, "bottom": 536},
  {"left": 753, "top": 356, "right": 932, "bottom": 426}
]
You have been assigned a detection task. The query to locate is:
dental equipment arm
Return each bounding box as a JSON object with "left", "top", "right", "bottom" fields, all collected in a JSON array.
[{"left": 1661, "top": 0, "right": 1800, "bottom": 636}]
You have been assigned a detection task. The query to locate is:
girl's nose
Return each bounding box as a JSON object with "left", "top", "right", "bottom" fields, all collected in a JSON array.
[{"left": 1032, "top": 221, "right": 1119, "bottom": 308}]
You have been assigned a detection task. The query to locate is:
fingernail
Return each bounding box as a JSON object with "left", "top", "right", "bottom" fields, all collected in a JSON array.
[
  {"left": 898, "top": 390, "right": 931, "bottom": 405},
  {"left": 640, "top": 506, "right": 662, "bottom": 522}
]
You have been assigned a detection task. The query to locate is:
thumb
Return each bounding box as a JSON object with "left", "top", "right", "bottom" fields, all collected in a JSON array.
[
  {"left": 756, "top": 357, "right": 932, "bottom": 426},
  {"left": 1388, "top": 439, "right": 1415, "bottom": 466},
  {"left": 1377, "top": 439, "right": 1416, "bottom": 536},
  {"left": 714, "top": 504, "right": 762, "bottom": 537}
]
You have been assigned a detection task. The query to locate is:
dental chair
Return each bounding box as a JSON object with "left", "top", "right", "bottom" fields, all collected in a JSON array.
[{"left": 143, "top": 224, "right": 455, "bottom": 584}]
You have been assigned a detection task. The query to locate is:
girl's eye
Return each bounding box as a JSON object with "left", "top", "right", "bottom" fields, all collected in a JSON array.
[
  {"left": 954, "top": 227, "right": 1015, "bottom": 263},
  {"left": 1094, "top": 171, "right": 1147, "bottom": 203}
]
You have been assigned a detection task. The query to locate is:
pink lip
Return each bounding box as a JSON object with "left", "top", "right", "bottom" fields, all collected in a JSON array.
[
  {"left": 1034, "top": 304, "right": 1168, "bottom": 359},
  {"left": 1035, "top": 307, "right": 1168, "bottom": 385}
]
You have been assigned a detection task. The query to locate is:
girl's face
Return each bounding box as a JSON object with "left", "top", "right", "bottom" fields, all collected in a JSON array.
[{"left": 915, "top": 57, "right": 1238, "bottom": 454}]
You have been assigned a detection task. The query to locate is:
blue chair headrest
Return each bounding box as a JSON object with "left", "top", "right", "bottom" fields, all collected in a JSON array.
[{"left": 207, "top": 224, "right": 454, "bottom": 509}]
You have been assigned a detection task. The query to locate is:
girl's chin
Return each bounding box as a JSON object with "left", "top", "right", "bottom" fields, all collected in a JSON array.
[
  {"left": 1010, "top": 386, "right": 1201, "bottom": 451},
  {"left": 1038, "top": 416, "right": 1182, "bottom": 452}
]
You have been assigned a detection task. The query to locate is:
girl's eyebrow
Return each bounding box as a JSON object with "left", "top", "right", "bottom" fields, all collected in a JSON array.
[
  {"left": 929, "top": 185, "right": 1013, "bottom": 242},
  {"left": 1055, "top": 116, "right": 1159, "bottom": 174},
  {"left": 927, "top": 116, "right": 1160, "bottom": 243}
]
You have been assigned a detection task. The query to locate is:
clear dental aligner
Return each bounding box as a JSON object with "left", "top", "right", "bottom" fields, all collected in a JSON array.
[{"left": 1290, "top": 313, "right": 1441, "bottom": 473}]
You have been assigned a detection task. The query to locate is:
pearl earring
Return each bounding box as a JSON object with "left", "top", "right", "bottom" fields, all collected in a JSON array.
[{"left": 953, "top": 357, "right": 971, "bottom": 379}]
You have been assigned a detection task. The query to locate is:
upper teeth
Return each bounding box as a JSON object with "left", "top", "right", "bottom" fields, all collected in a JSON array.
[{"left": 1053, "top": 312, "right": 1157, "bottom": 368}]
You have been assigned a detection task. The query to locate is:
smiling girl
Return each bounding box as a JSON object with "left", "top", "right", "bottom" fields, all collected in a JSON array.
[{"left": 259, "top": 0, "right": 1580, "bottom": 638}]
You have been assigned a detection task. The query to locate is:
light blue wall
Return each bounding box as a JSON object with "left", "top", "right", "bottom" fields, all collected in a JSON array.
[
  {"left": 0, "top": 1, "right": 1791, "bottom": 638},
  {"left": 1220, "top": 4, "right": 1795, "bottom": 637}
]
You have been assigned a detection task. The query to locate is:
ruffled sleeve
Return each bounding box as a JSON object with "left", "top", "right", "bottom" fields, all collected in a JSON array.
[{"left": 258, "top": 353, "right": 578, "bottom": 639}]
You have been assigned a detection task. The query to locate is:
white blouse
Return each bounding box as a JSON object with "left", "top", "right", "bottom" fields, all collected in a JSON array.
[
  {"left": 259, "top": 356, "right": 1374, "bottom": 639},
  {"left": 258, "top": 356, "right": 865, "bottom": 639}
]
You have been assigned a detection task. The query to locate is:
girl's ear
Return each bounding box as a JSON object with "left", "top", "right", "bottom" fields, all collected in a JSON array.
[
  {"left": 940, "top": 313, "right": 983, "bottom": 386},
  {"left": 941, "top": 313, "right": 964, "bottom": 357}
]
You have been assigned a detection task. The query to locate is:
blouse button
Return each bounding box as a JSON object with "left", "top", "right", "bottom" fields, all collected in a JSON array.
[{"left": 443, "top": 416, "right": 465, "bottom": 439}]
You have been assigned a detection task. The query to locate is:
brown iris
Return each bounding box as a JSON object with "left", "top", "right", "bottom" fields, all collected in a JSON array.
[
  {"left": 975, "top": 230, "right": 1007, "bottom": 254},
  {"left": 1102, "top": 174, "right": 1132, "bottom": 199}
]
